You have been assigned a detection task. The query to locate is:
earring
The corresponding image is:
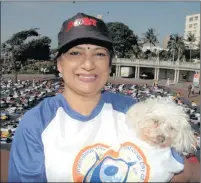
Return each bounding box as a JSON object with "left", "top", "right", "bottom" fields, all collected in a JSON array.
[{"left": 59, "top": 73, "right": 63, "bottom": 77}]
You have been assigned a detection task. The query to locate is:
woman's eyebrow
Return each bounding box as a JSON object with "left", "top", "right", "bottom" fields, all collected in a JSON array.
[
  {"left": 72, "top": 46, "right": 84, "bottom": 50},
  {"left": 72, "top": 46, "right": 108, "bottom": 53},
  {"left": 93, "top": 47, "right": 109, "bottom": 53}
]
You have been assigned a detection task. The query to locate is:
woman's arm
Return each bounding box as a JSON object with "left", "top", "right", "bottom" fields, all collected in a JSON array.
[
  {"left": 8, "top": 111, "right": 47, "bottom": 182},
  {"left": 170, "top": 158, "right": 200, "bottom": 182}
]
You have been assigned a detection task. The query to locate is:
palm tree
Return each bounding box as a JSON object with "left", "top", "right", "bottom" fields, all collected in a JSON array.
[
  {"left": 142, "top": 28, "right": 159, "bottom": 51},
  {"left": 186, "top": 33, "right": 196, "bottom": 62},
  {"left": 131, "top": 34, "right": 143, "bottom": 59},
  {"left": 159, "top": 50, "right": 170, "bottom": 61},
  {"left": 167, "top": 33, "right": 185, "bottom": 62}
]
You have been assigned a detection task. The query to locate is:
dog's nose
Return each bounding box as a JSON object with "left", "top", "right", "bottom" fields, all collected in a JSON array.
[{"left": 156, "top": 135, "right": 166, "bottom": 143}]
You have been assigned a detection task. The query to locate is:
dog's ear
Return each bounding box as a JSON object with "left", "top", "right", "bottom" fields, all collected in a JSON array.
[{"left": 171, "top": 124, "right": 197, "bottom": 154}]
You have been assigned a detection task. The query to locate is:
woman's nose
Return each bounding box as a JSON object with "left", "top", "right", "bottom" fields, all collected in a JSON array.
[{"left": 81, "top": 55, "right": 96, "bottom": 71}]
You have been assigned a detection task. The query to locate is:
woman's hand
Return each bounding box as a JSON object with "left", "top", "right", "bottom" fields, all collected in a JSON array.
[{"left": 170, "top": 158, "right": 200, "bottom": 182}]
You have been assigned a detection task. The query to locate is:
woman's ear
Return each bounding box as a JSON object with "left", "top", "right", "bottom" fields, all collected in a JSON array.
[{"left": 57, "top": 59, "right": 62, "bottom": 74}]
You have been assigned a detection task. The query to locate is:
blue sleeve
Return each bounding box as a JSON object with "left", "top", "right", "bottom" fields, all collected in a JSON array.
[
  {"left": 103, "top": 91, "right": 138, "bottom": 114},
  {"left": 171, "top": 148, "right": 185, "bottom": 164},
  {"left": 8, "top": 109, "right": 47, "bottom": 182}
]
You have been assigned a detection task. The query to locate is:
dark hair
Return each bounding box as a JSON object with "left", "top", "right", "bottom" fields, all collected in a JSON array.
[{"left": 56, "top": 38, "right": 114, "bottom": 66}]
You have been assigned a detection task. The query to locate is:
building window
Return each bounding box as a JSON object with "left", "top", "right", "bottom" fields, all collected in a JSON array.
[
  {"left": 189, "top": 24, "right": 192, "bottom": 28},
  {"left": 189, "top": 17, "right": 193, "bottom": 21},
  {"left": 195, "top": 16, "right": 198, "bottom": 21},
  {"left": 194, "top": 23, "right": 197, "bottom": 28}
]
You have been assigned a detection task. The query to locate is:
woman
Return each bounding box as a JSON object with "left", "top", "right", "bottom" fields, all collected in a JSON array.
[{"left": 8, "top": 13, "right": 199, "bottom": 182}]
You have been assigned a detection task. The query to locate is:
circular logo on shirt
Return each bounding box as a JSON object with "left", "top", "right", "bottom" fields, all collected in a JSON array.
[{"left": 72, "top": 142, "right": 150, "bottom": 182}]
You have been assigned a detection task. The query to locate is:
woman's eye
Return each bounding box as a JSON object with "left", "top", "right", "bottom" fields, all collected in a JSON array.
[
  {"left": 69, "top": 51, "right": 80, "bottom": 55},
  {"left": 96, "top": 53, "right": 106, "bottom": 57}
]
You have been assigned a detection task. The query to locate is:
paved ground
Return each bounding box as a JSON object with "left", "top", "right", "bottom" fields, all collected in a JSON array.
[
  {"left": 1, "top": 150, "right": 9, "bottom": 182},
  {"left": 1, "top": 75, "right": 200, "bottom": 182}
]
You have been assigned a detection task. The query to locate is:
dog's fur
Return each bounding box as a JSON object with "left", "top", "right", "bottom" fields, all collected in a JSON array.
[{"left": 126, "top": 98, "right": 197, "bottom": 154}]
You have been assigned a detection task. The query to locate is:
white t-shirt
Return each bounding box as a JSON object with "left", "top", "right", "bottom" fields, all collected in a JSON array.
[{"left": 8, "top": 91, "right": 184, "bottom": 182}]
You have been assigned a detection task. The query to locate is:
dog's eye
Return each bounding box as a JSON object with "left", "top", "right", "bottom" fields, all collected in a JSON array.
[{"left": 153, "top": 119, "right": 159, "bottom": 124}]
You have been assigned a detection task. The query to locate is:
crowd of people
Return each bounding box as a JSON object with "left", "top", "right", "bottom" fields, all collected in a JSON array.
[
  {"left": 1, "top": 78, "right": 200, "bottom": 150},
  {"left": 0, "top": 78, "right": 64, "bottom": 144}
]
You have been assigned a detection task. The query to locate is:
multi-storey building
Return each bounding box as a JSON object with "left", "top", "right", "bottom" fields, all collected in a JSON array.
[
  {"left": 184, "top": 13, "right": 200, "bottom": 48},
  {"left": 162, "top": 35, "right": 170, "bottom": 49}
]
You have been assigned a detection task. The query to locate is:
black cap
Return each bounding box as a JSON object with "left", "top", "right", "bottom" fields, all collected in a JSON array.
[{"left": 57, "top": 13, "right": 112, "bottom": 52}]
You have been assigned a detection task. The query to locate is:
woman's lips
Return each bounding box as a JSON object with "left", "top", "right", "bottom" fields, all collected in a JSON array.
[{"left": 76, "top": 74, "right": 98, "bottom": 82}]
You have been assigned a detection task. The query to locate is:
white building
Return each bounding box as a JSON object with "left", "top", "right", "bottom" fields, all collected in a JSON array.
[
  {"left": 142, "top": 45, "right": 165, "bottom": 52},
  {"left": 184, "top": 13, "right": 200, "bottom": 48},
  {"left": 162, "top": 35, "right": 170, "bottom": 49}
]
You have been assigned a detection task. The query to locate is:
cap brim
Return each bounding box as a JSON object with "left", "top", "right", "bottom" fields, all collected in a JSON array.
[{"left": 57, "top": 28, "right": 112, "bottom": 52}]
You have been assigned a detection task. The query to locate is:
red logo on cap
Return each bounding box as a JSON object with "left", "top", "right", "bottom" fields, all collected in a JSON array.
[{"left": 66, "top": 17, "right": 97, "bottom": 32}]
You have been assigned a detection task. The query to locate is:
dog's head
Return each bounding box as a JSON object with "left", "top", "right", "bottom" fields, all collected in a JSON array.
[{"left": 126, "top": 98, "right": 197, "bottom": 154}]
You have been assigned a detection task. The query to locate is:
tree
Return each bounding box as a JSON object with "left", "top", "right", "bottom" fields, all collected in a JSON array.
[
  {"left": 2, "top": 29, "right": 51, "bottom": 82},
  {"left": 2, "top": 28, "right": 40, "bottom": 82},
  {"left": 143, "top": 49, "right": 157, "bottom": 59},
  {"left": 22, "top": 36, "right": 51, "bottom": 61},
  {"left": 167, "top": 33, "right": 185, "bottom": 61},
  {"left": 142, "top": 28, "right": 159, "bottom": 50},
  {"left": 183, "top": 48, "right": 200, "bottom": 61},
  {"left": 131, "top": 34, "right": 143, "bottom": 59},
  {"left": 107, "top": 22, "right": 137, "bottom": 58},
  {"left": 158, "top": 50, "right": 170, "bottom": 61},
  {"left": 186, "top": 33, "right": 196, "bottom": 62}
]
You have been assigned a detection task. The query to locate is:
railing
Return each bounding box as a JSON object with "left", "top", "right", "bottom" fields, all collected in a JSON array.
[{"left": 112, "top": 58, "right": 200, "bottom": 70}]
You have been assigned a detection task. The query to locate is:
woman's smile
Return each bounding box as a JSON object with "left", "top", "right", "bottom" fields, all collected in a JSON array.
[{"left": 76, "top": 73, "right": 98, "bottom": 83}]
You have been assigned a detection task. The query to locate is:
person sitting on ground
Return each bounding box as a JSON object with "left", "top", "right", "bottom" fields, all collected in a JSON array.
[
  {"left": 172, "top": 96, "right": 176, "bottom": 100},
  {"left": 152, "top": 80, "right": 157, "bottom": 87},
  {"left": 143, "top": 84, "right": 148, "bottom": 88},
  {"left": 192, "top": 100, "right": 197, "bottom": 107},
  {"left": 177, "top": 98, "right": 183, "bottom": 105},
  {"left": 176, "top": 92, "right": 181, "bottom": 97}
]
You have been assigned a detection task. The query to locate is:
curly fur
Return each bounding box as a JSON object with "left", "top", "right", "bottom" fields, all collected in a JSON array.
[{"left": 126, "top": 97, "right": 197, "bottom": 154}]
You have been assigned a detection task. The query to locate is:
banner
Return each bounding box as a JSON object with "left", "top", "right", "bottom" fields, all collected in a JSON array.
[{"left": 193, "top": 73, "right": 200, "bottom": 87}]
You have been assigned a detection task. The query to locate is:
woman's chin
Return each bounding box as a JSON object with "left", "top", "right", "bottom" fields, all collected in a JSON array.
[
  {"left": 74, "top": 77, "right": 104, "bottom": 95},
  {"left": 75, "top": 85, "right": 101, "bottom": 95}
]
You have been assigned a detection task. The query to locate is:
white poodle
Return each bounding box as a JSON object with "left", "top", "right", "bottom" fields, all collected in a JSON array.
[
  {"left": 126, "top": 97, "right": 196, "bottom": 153},
  {"left": 125, "top": 97, "right": 197, "bottom": 182}
]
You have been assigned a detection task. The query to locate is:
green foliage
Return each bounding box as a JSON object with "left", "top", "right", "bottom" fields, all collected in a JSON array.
[
  {"left": 167, "top": 33, "right": 185, "bottom": 61},
  {"left": 107, "top": 22, "right": 137, "bottom": 58},
  {"left": 142, "top": 28, "right": 159, "bottom": 48},
  {"left": 2, "top": 28, "right": 51, "bottom": 67}
]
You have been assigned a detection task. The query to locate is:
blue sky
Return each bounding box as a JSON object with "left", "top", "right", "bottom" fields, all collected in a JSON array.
[{"left": 1, "top": 1, "right": 200, "bottom": 49}]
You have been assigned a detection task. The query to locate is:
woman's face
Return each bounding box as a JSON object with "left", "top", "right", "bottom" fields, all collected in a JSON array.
[{"left": 57, "top": 44, "right": 110, "bottom": 96}]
